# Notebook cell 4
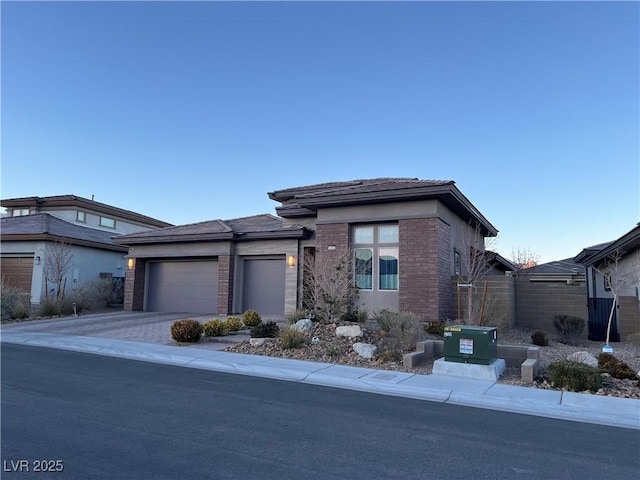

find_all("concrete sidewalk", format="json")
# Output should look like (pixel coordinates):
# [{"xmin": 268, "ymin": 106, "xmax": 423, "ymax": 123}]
[{"xmin": 2, "ymin": 329, "xmax": 638, "ymax": 430}]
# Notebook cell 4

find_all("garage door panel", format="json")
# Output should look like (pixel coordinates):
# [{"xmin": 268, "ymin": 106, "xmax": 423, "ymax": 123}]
[
  {"xmin": 242, "ymin": 259, "xmax": 285, "ymax": 317},
  {"xmin": 1, "ymin": 257, "xmax": 34, "ymax": 293},
  {"xmin": 147, "ymin": 261, "xmax": 217, "ymax": 314}
]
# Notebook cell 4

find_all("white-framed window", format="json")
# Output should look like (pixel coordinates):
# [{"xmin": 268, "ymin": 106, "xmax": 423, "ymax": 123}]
[
  {"xmin": 76, "ymin": 211, "xmax": 86, "ymax": 223},
  {"xmin": 353, "ymin": 224, "xmax": 399, "ymax": 291},
  {"xmin": 99, "ymin": 216, "xmax": 116, "ymax": 228},
  {"xmin": 11, "ymin": 208, "xmax": 30, "ymax": 217}
]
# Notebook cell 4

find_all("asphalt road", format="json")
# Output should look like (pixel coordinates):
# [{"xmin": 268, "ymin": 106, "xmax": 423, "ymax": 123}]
[{"xmin": 2, "ymin": 344, "xmax": 639, "ymax": 480}]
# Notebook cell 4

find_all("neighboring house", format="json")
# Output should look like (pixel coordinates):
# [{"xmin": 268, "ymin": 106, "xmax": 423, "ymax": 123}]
[
  {"xmin": 0, "ymin": 195, "xmax": 172, "ymax": 307},
  {"xmin": 574, "ymin": 224, "xmax": 640, "ymax": 341},
  {"xmin": 115, "ymin": 178, "xmax": 498, "ymax": 320}
]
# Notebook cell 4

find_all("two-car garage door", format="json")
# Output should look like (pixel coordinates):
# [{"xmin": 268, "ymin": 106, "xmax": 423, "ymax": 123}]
[{"xmin": 147, "ymin": 261, "xmax": 218, "ymax": 314}]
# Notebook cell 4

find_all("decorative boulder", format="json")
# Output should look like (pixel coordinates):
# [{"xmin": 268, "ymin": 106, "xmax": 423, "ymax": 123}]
[
  {"xmin": 336, "ymin": 325, "xmax": 363, "ymax": 338},
  {"xmin": 353, "ymin": 342, "xmax": 378, "ymax": 359},
  {"xmin": 291, "ymin": 319, "xmax": 314, "ymax": 333},
  {"xmin": 566, "ymin": 351, "xmax": 598, "ymax": 368}
]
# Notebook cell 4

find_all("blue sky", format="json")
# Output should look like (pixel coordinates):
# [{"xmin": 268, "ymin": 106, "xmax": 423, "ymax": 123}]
[{"xmin": 2, "ymin": 1, "xmax": 638, "ymax": 263}]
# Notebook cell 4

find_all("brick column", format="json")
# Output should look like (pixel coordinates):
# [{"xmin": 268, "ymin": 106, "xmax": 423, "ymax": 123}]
[
  {"xmin": 315, "ymin": 223, "xmax": 350, "ymax": 265},
  {"xmin": 124, "ymin": 259, "xmax": 145, "ymax": 311},
  {"xmin": 399, "ymin": 218, "xmax": 451, "ymax": 321},
  {"xmin": 217, "ymin": 255, "xmax": 234, "ymax": 314}
]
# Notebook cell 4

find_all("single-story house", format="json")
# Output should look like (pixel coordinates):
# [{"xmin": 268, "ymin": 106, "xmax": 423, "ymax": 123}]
[
  {"xmin": 115, "ymin": 178, "xmax": 498, "ymax": 320},
  {"xmin": 0, "ymin": 195, "xmax": 172, "ymax": 307},
  {"xmin": 574, "ymin": 224, "xmax": 640, "ymax": 341}
]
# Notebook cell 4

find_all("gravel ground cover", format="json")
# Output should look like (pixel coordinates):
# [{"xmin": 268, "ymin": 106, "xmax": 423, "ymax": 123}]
[{"xmin": 223, "ymin": 321, "xmax": 640, "ymax": 399}]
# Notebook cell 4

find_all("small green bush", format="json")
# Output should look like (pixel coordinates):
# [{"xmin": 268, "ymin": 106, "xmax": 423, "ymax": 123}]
[
  {"xmin": 39, "ymin": 298, "xmax": 62, "ymax": 317},
  {"xmin": 12, "ymin": 304, "xmax": 30, "ymax": 320},
  {"xmin": 203, "ymin": 319, "xmax": 227, "ymax": 337},
  {"xmin": 598, "ymin": 353, "xmax": 638, "ymax": 380},
  {"xmin": 1, "ymin": 283, "xmax": 30, "ymax": 321},
  {"xmin": 425, "ymin": 321, "xmax": 445, "ymax": 336},
  {"xmin": 224, "ymin": 316, "xmax": 243, "ymax": 332},
  {"xmin": 374, "ymin": 310, "xmax": 423, "ymax": 354},
  {"xmin": 530, "ymin": 330, "xmax": 549, "ymax": 346},
  {"xmin": 325, "ymin": 346, "xmax": 340, "ymax": 358},
  {"xmin": 377, "ymin": 349, "xmax": 401, "ymax": 363},
  {"xmin": 285, "ymin": 309, "xmax": 308, "ymax": 325},
  {"xmin": 340, "ymin": 307, "xmax": 368, "ymax": 323},
  {"xmin": 553, "ymin": 315, "xmax": 585, "ymax": 345},
  {"xmin": 242, "ymin": 309, "xmax": 262, "ymax": 327},
  {"xmin": 250, "ymin": 321, "xmax": 279, "ymax": 338},
  {"xmin": 280, "ymin": 328, "xmax": 307, "ymax": 349},
  {"xmin": 548, "ymin": 360, "xmax": 601, "ymax": 392},
  {"xmin": 171, "ymin": 319, "xmax": 203, "ymax": 343}
]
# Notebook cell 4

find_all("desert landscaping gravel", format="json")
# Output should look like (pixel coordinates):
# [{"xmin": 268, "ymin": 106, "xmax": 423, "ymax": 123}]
[{"xmin": 223, "ymin": 322, "xmax": 640, "ymax": 399}]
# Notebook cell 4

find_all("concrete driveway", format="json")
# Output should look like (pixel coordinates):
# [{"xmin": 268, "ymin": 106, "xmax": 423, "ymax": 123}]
[{"xmin": 1, "ymin": 311, "xmax": 249, "ymax": 351}]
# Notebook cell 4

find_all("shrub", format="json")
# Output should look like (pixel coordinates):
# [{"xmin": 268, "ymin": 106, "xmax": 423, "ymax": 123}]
[
  {"xmin": 280, "ymin": 328, "xmax": 307, "ymax": 349},
  {"xmin": 548, "ymin": 360, "xmax": 601, "ymax": 392},
  {"xmin": 374, "ymin": 310, "xmax": 423, "ymax": 354},
  {"xmin": 286, "ymin": 309, "xmax": 308, "ymax": 325},
  {"xmin": 1, "ymin": 282, "xmax": 30, "ymax": 321},
  {"xmin": 530, "ymin": 330, "xmax": 549, "ymax": 346},
  {"xmin": 12, "ymin": 304, "xmax": 30, "ymax": 320},
  {"xmin": 224, "ymin": 316, "xmax": 243, "ymax": 332},
  {"xmin": 250, "ymin": 321, "xmax": 279, "ymax": 338},
  {"xmin": 598, "ymin": 353, "xmax": 638, "ymax": 380},
  {"xmin": 39, "ymin": 298, "xmax": 62, "ymax": 317},
  {"xmin": 171, "ymin": 319, "xmax": 203, "ymax": 343},
  {"xmin": 341, "ymin": 307, "xmax": 368, "ymax": 323},
  {"xmin": 203, "ymin": 319, "xmax": 227, "ymax": 337},
  {"xmin": 424, "ymin": 321, "xmax": 445, "ymax": 336},
  {"xmin": 553, "ymin": 315, "xmax": 585, "ymax": 345},
  {"xmin": 326, "ymin": 345, "xmax": 340, "ymax": 358},
  {"xmin": 377, "ymin": 349, "xmax": 401, "ymax": 363},
  {"xmin": 242, "ymin": 310, "xmax": 262, "ymax": 327}
]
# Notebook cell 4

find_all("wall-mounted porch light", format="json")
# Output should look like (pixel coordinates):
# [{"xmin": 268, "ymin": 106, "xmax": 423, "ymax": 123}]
[
  {"xmin": 287, "ymin": 255, "xmax": 297, "ymax": 268},
  {"xmin": 127, "ymin": 258, "xmax": 135, "ymax": 269},
  {"xmin": 34, "ymin": 256, "xmax": 41, "ymax": 265}
]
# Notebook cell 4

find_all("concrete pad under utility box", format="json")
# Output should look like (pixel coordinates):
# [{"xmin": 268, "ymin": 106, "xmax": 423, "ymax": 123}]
[{"xmin": 432, "ymin": 358, "xmax": 506, "ymax": 381}]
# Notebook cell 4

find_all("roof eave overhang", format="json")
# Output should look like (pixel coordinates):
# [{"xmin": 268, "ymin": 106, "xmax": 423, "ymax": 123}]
[
  {"xmin": 0, "ymin": 233, "xmax": 127, "ymax": 252},
  {"xmin": 576, "ymin": 227, "xmax": 640, "ymax": 267},
  {"xmin": 113, "ymin": 232, "xmax": 236, "ymax": 245},
  {"xmin": 294, "ymin": 185, "xmax": 498, "ymax": 237}
]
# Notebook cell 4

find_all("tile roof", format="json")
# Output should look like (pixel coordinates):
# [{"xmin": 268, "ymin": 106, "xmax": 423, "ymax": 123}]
[
  {"xmin": 113, "ymin": 214, "xmax": 309, "ymax": 245},
  {"xmin": 525, "ymin": 258, "xmax": 585, "ymax": 276},
  {"xmin": 0, "ymin": 194, "xmax": 172, "ymax": 228},
  {"xmin": 1, "ymin": 213, "xmax": 125, "ymax": 249},
  {"xmin": 268, "ymin": 178, "xmax": 454, "ymax": 202}
]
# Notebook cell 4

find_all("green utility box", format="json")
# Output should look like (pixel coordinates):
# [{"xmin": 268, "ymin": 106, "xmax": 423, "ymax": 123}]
[{"xmin": 443, "ymin": 326, "xmax": 498, "ymax": 365}]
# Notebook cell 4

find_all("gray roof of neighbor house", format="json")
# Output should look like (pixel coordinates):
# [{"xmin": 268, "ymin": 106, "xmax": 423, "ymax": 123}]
[
  {"xmin": 525, "ymin": 258, "xmax": 585, "ymax": 276},
  {"xmin": 574, "ymin": 224, "xmax": 640, "ymax": 267},
  {"xmin": 485, "ymin": 251, "xmax": 516, "ymax": 272},
  {"xmin": 0, "ymin": 213, "xmax": 127, "ymax": 251},
  {"xmin": 0, "ymin": 195, "xmax": 172, "ymax": 228},
  {"xmin": 113, "ymin": 214, "xmax": 311, "ymax": 245},
  {"xmin": 268, "ymin": 178, "xmax": 498, "ymax": 236}
]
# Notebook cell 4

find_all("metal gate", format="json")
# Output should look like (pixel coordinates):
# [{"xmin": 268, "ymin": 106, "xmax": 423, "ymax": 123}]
[{"xmin": 587, "ymin": 298, "xmax": 619, "ymax": 342}]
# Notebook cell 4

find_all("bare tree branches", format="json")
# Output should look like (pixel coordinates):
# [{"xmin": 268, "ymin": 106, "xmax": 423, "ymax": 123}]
[
  {"xmin": 303, "ymin": 251, "xmax": 359, "ymax": 322},
  {"xmin": 43, "ymin": 241, "xmax": 73, "ymax": 303},
  {"xmin": 594, "ymin": 250, "xmax": 640, "ymax": 347}
]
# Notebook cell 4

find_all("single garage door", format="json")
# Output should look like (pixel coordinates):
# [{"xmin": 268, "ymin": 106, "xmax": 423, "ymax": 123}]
[
  {"xmin": 242, "ymin": 258, "xmax": 285, "ymax": 316},
  {"xmin": 1, "ymin": 256, "xmax": 34, "ymax": 293},
  {"xmin": 147, "ymin": 261, "xmax": 218, "ymax": 313}
]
